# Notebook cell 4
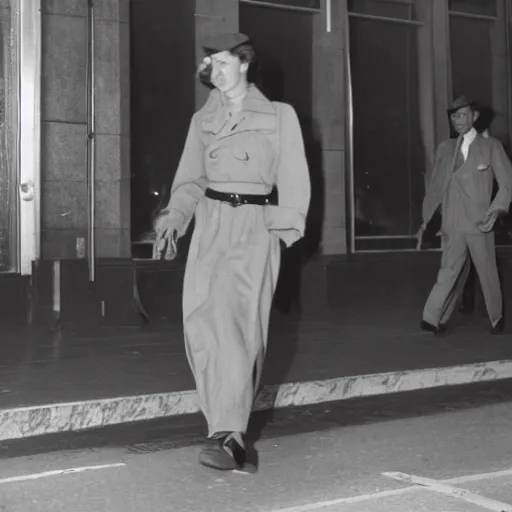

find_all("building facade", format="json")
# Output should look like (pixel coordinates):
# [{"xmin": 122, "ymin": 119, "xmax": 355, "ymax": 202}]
[{"xmin": 1, "ymin": 0, "xmax": 512, "ymax": 328}]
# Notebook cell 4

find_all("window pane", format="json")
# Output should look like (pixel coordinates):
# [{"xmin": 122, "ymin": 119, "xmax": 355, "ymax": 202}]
[
  {"xmin": 350, "ymin": 17, "xmax": 424, "ymax": 241},
  {"xmin": 348, "ymin": 0, "xmax": 412, "ymax": 20},
  {"xmin": 450, "ymin": 16, "xmax": 492, "ymax": 113},
  {"xmin": 449, "ymin": 0, "xmax": 497, "ymax": 17},
  {"xmin": 130, "ymin": 0, "xmax": 196, "ymax": 257},
  {"xmin": 240, "ymin": 4, "xmax": 318, "ymax": 255},
  {"xmin": 0, "ymin": 1, "xmax": 16, "ymax": 270},
  {"xmin": 450, "ymin": 13, "xmax": 512, "ymax": 246},
  {"xmin": 240, "ymin": 4, "xmax": 313, "ymax": 120}
]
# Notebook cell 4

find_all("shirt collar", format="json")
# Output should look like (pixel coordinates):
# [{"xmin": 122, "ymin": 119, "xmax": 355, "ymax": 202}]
[{"xmin": 462, "ymin": 127, "xmax": 477, "ymax": 144}]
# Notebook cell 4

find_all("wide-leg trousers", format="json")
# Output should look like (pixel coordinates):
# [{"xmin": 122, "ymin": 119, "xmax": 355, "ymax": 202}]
[{"xmin": 423, "ymin": 231, "xmax": 503, "ymax": 328}]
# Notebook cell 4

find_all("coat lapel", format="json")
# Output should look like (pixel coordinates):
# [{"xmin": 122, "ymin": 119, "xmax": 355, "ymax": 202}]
[
  {"xmin": 467, "ymin": 134, "xmax": 491, "ymax": 169},
  {"xmin": 200, "ymin": 90, "xmax": 229, "ymax": 135},
  {"xmin": 199, "ymin": 85, "xmax": 277, "ymax": 139},
  {"xmin": 435, "ymin": 137, "xmax": 461, "ymax": 200}
]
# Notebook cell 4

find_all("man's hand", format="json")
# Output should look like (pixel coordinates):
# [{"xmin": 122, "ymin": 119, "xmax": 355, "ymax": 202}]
[
  {"xmin": 416, "ymin": 222, "xmax": 427, "ymax": 250},
  {"xmin": 478, "ymin": 209, "xmax": 506, "ymax": 233}
]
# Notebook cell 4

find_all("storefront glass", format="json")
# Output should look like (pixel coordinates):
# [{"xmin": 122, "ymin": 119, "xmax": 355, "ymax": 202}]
[
  {"xmin": 348, "ymin": 0, "xmax": 512, "ymax": 251},
  {"xmin": 0, "ymin": 0, "xmax": 17, "ymax": 270}
]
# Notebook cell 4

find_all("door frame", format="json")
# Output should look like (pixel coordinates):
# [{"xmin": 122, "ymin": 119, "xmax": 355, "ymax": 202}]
[{"xmin": 17, "ymin": 0, "xmax": 42, "ymax": 275}]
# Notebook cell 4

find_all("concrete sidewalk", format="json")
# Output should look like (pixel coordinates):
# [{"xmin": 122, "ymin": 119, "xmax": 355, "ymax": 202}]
[
  {"xmin": 1, "ymin": 310, "xmax": 511, "ymax": 442},
  {"xmin": 3, "ymin": 381, "xmax": 512, "ymax": 512}
]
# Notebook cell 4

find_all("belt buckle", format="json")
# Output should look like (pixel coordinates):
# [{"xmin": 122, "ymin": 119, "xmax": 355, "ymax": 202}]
[{"xmin": 229, "ymin": 193, "xmax": 243, "ymax": 207}]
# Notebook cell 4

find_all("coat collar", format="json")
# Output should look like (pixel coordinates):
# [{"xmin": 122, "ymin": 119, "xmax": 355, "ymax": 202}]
[
  {"xmin": 451, "ymin": 131, "xmax": 487, "ymax": 151},
  {"xmin": 451, "ymin": 132, "xmax": 489, "ymax": 155},
  {"xmin": 449, "ymin": 132, "xmax": 490, "ymax": 175},
  {"xmin": 200, "ymin": 84, "xmax": 276, "ymax": 136},
  {"xmin": 467, "ymin": 133, "xmax": 490, "ymax": 162}
]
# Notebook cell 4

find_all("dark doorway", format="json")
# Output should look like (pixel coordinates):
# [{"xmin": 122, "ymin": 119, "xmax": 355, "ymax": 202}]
[
  {"xmin": 239, "ymin": 5, "xmax": 321, "ymax": 258},
  {"xmin": 449, "ymin": 6, "xmax": 512, "ymax": 246},
  {"xmin": 349, "ymin": 14, "xmax": 424, "ymax": 250},
  {"xmin": 239, "ymin": 4, "xmax": 313, "ymax": 130},
  {"xmin": 130, "ymin": 0, "xmax": 195, "ymax": 256}
]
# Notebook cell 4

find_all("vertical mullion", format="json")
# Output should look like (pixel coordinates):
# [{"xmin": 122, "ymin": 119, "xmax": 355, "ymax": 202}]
[
  {"xmin": 505, "ymin": 0, "xmax": 512, "ymax": 150},
  {"xmin": 432, "ymin": 0, "xmax": 451, "ymax": 145},
  {"xmin": 415, "ymin": 0, "xmax": 436, "ymax": 209},
  {"xmin": 343, "ymin": 0, "xmax": 356, "ymax": 254},
  {"xmin": 489, "ymin": 0, "xmax": 508, "ymax": 144},
  {"xmin": 406, "ymin": 24, "xmax": 412, "ymax": 235}
]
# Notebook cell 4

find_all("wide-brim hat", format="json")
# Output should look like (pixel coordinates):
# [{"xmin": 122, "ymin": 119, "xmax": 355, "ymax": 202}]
[
  {"xmin": 447, "ymin": 95, "xmax": 476, "ymax": 114},
  {"xmin": 202, "ymin": 32, "xmax": 251, "ymax": 54}
]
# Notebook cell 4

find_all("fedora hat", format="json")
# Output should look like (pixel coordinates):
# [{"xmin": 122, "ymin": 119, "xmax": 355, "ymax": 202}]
[{"xmin": 447, "ymin": 95, "xmax": 476, "ymax": 114}]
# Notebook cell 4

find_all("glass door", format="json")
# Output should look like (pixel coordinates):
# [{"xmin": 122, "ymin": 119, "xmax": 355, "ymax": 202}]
[
  {"xmin": 348, "ymin": 0, "xmax": 426, "ymax": 252},
  {"xmin": 448, "ymin": 0, "xmax": 512, "ymax": 246},
  {"xmin": 346, "ymin": 0, "xmax": 512, "ymax": 252},
  {"xmin": 0, "ymin": 0, "xmax": 17, "ymax": 270},
  {"xmin": 0, "ymin": 0, "xmax": 42, "ymax": 274}
]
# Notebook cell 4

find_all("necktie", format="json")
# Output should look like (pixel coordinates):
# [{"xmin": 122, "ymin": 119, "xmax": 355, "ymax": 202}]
[{"xmin": 454, "ymin": 136, "xmax": 465, "ymax": 171}]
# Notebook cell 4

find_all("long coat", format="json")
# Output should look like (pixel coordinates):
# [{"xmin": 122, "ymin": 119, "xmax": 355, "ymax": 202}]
[{"xmin": 165, "ymin": 85, "xmax": 311, "ymax": 435}]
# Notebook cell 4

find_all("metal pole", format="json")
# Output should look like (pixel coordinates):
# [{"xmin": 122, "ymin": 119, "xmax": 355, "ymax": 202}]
[
  {"xmin": 239, "ymin": 0, "xmax": 320, "ymax": 14},
  {"xmin": 15, "ymin": 0, "xmax": 22, "ymax": 271},
  {"xmin": 86, "ymin": 0, "xmax": 96, "ymax": 282},
  {"xmin": 348, "ymin": 12, "xmax": 424, "ymax": 26},
  {"xmin": 344, "ymin": 5, "xmax": 356, "ymax": 254},
  {"xmin": 448, "ymin": 11, "xmax": 498, "ymax": 22}
]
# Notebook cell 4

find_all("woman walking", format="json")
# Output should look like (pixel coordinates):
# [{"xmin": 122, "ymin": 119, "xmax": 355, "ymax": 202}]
[{"xmin": 153, "ymin": 32, "xmax": 311, "ymax": 471}]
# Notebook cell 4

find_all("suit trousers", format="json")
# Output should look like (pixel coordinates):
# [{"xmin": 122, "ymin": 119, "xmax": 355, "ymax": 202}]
[{"xmin": 423, "ymin": 231, "xmax": 503, "ymax": 327}]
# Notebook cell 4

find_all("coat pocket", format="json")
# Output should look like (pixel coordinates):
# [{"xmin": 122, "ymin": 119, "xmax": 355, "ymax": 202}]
[{"xmin": 476, "ymin": 162, "xmax": 490, "ymax": 171}]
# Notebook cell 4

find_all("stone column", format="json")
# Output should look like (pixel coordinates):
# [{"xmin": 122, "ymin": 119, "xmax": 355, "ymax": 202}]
[
  {"xmin": 195, "ymin": 0, "xmax": 239, "ymax": 109},
  {"xmin": 93, "ymin": 0, "xmax": 131, "ymax": 257},
  {"xmin": 41, "ymin": 0, "xmax": 88, "ymax": 258},
  {"xmin": 312, "ymin": 0, "xmax": 347, "ymax": 254},
  {"xmin": 40, "ymin": 0, "xmax": 130, "ymax": 259}
]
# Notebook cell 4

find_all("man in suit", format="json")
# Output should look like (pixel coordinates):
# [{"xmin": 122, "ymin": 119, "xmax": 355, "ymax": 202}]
[
  {"xmin": 417, "ymin": 96, "xmax": 512, "ymax": 335},
  {"xmin": 457, "ymin": 121, "xmax": 491, "ymax": 315}
]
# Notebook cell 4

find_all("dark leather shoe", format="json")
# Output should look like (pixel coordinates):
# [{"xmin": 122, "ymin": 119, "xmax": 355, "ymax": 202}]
[
  {"xmin": 199, "ymin": 432, "xmax": 246, "ymax": 471},
  {"xmin": 491, "ymin": 317, "xmax": 505, "ymax": 335},
  {"xmin": 421, "ymin": 320, "xmax": 447, "ymax": 335}
]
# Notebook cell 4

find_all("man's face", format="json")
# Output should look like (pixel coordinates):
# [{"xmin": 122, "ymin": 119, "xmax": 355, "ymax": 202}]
[
  {"xmin": 450, "ymin": 106, "xmax": 479, "ymax": 135},
  {"xmin": 210, "ymin": 51, "xmax": 248, "ymax": 93}
]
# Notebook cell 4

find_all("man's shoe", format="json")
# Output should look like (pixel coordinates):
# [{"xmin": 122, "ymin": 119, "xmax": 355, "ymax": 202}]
[
  {"xmin": 491, "ymin": 317, "xmax": 505, "ymax": 335},
  {"xmin": 199, "ymin": 432, "xmax": 246, "ymax": 471},
  {"xmin": 421, "ymin": 320, "xmax": 447, "ymax": 335}
]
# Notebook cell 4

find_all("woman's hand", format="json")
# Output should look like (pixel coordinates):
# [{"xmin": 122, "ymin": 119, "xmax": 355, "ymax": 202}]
[{"xmin": 152, "ymin": 211, "xmax": 179, "ymax": 260}]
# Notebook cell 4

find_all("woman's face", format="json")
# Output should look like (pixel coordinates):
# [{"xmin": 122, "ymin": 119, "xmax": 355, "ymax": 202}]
[{"xmin": 210, "ymin": 51, "xmax": 248, "ymax": 93}]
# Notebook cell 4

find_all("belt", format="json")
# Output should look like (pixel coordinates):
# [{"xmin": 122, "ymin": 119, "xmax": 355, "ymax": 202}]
[{"xmin": 205, "ymin": 188, "xmax": 273, "ymax": 207}]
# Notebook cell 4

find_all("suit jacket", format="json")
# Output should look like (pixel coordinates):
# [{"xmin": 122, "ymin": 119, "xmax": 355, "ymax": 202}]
[
  {"xmin": 422, "ymin": 134, "xmax": 512, "ymax": 234},
  {"xmin": 164, "ymin": 85, "xmax": 311, "ymax": 248}
]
